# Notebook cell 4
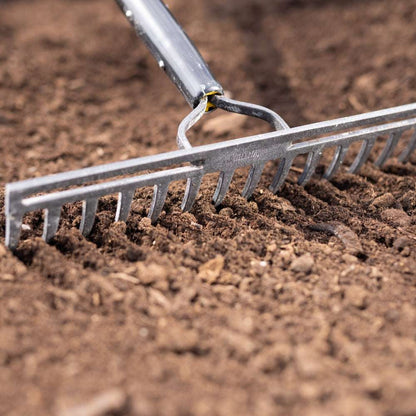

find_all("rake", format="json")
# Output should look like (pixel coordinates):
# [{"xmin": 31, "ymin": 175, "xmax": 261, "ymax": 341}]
[{"xmin": 5, "ymin": 0, "xmax": 416, "ymax": 250}]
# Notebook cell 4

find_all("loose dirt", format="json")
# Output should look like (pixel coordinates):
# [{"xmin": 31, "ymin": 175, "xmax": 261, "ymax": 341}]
[{"xmin": 1, "ymin": 1, "xmax": 416, "ymax": 415}]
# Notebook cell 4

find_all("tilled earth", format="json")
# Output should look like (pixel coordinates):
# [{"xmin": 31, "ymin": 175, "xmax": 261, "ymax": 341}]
[{"xmin": 1, "ymin": 0, "xmax": 416, "ymax": 415}]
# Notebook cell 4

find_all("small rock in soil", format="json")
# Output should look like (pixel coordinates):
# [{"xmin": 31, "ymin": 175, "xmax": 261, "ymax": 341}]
[
  {"xmin": 380, "ymin": 208, "xmax": 411, "ymax": 227},
  {"xmin": 341, "ymin": 253, "xmax": 358, "ymax": 264},
  {"xmin": 59, "ymin": 388, "xmax": 127, "ymax": 416},
  {"xmin": 197, "ymin": 255, "xmax": 225, "ymax": 284},
  {"xmin": 290, "ymin": 254, "xmax": 314, "ymax": 274},
  {"xmin": 311, "ymin": 222, "xmax": 363, "ymax": 256},
  {"xmin": 370, "ymin": 193, "xmax": 395, "ymax": 209}
]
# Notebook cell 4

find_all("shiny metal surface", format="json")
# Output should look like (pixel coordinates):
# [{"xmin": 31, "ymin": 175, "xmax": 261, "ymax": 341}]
[{"xmin": 6, "ymin": 102, "xmax": 416, "ymax": 249}]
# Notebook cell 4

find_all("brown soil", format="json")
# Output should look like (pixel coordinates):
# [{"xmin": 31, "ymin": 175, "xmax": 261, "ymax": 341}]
[{"xmin": 1, "ymin": 1, "xmax": 416, "ymax": 415}]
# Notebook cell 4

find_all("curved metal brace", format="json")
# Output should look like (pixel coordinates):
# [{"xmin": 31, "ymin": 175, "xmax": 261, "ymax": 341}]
[
  {"xmin": 176, "ymin": 95, "xmax": 290, "ymax": 204},
  {"xmin": 176, "ymin": 95, "xmax": 290, "ymax": 150},
  {"xmin": 210, "ymin": 95, "xmax": 289, "ymax": 131},
  {"xmin": 176, "ymin": 97, "xmax": 208, "ymax": 150}
]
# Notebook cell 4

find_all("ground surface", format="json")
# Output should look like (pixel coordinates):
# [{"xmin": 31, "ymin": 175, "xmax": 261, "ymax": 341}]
[{"xmin": 1, "ymin": 0, "xmax": 416, "ymax": 415}]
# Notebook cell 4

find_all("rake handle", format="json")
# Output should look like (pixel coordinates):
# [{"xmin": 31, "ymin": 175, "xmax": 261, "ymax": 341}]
[{"xmin": 115, "ymin": 0, "xmax": 224, "ymax": 108}]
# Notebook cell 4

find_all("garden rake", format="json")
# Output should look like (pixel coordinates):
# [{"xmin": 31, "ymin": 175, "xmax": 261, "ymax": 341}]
[{"xmin": 5, "ymin": 0, "xmax": 416, "ymax": 250}]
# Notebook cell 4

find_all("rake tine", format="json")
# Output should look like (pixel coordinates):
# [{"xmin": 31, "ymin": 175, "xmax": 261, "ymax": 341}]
[
  {"xmin": 80, "ymin": 198, "xmax": 98, "ymax": 236},
  {"xmin": 349, "ymin": 137, "xmax": 376, "ymax": 174},
  {"xmin": 375, "ymin": 130, "xmax": 403, "ymax": 167},
  {"xmin": 212, "ymin": 170, "xmax": 234, "ymax": 207},
  {"xmin": 242, "ymin": 162, "xmax": 266, "ymax": 199},
  {"xmin": 298, "ymin": 149, "xmax": 323, "ymax": 186},
  {"xmin": 5, "ymin": 212, "xmax": 23, "ymax": 251},
  {"xmin": 269, "ymin": 156, "xmax": 294, "ymax": 194},
  {"xmin": 42, "ymin": 207, "xmax": 61, "ymax": 242},
  {"xmin": 115, "ymin": 189, "xmax": 135, "ymax": 222},
  {"xmin": 323, "ymin": 145, "xmax": 349, "ymax": 180},
  {"xmin": 181, "ymin": 175, "xmax": 203, "ymax": 212},
  {"xmin": 398, "ymin": 128, "xmax": 416, "ymax": 163},
  {"xmin": 148, "ymin": 182, "xmax": 169, "ymax": 223}
]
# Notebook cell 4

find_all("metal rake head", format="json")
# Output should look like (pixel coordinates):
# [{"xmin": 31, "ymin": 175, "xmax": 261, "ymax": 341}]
[{"xmin": 5, "ymin": 99, "xmax": 416, "ymax": 250}]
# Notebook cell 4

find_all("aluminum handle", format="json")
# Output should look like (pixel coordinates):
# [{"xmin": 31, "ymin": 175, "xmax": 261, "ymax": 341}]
[{"xmin": 115, "ymin": 0, "xmax": 224, "ymax": 108}]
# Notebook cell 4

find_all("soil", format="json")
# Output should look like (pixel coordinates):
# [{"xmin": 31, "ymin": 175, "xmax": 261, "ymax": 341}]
[{"xmin": 1, "ymin": 0, "xmax": 416, "ymax": 415}]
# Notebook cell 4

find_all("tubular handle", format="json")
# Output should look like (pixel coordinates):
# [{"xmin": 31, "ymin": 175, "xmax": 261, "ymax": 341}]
[{"xmin": 115, "ymin": 0, "xmax": 224, "ymax": 109}]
